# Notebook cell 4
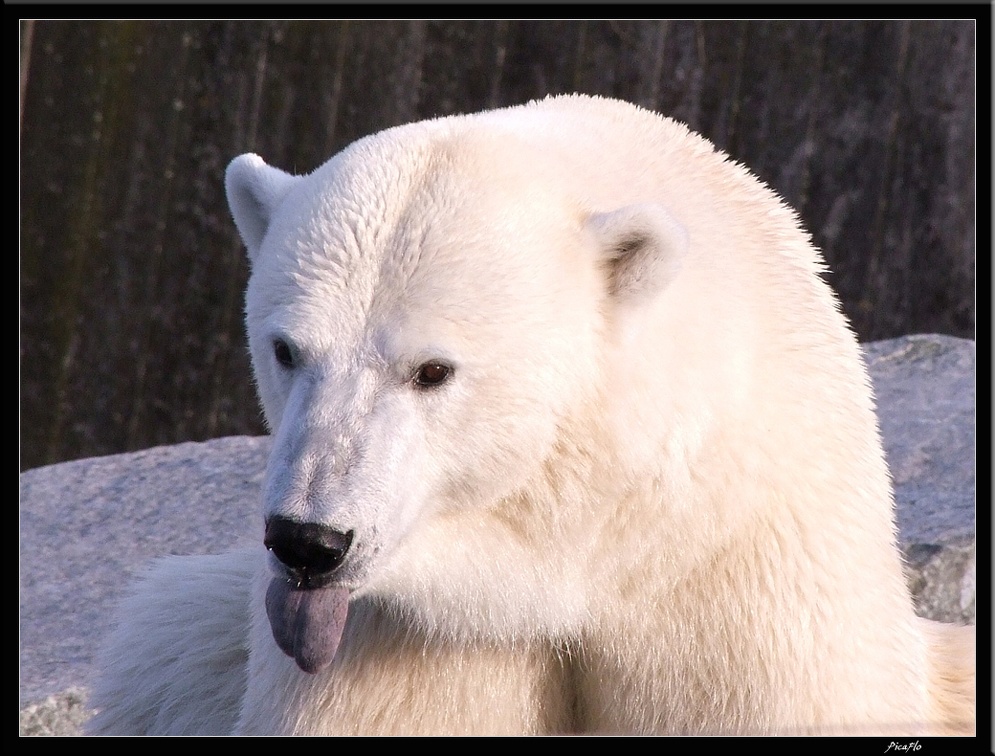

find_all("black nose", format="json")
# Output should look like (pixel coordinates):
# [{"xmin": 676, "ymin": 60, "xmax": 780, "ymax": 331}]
[{"xmin": 264, "ymin": 516, "xmax": 354, "ymax": 588}]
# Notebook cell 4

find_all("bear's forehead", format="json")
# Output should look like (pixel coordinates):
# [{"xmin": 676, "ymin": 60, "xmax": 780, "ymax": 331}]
[
  {"xmin": 258, "ymin": 128, "xmax": 587, "ymax": 303},
  {"xmin": 245, "ymin": 118, "xmax": 606, "ymax": 362}
]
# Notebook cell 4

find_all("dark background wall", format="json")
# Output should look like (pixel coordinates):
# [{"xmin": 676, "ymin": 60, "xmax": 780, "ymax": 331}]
[{"xmin": 19, "ymin": 20, "xmax": 976, "ymax": 472}]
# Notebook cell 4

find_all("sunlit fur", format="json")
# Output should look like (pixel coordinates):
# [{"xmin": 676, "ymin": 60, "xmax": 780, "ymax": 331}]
[{"xmin": 88, "ymin": 95, "xmax": 974, "ymax": 736}]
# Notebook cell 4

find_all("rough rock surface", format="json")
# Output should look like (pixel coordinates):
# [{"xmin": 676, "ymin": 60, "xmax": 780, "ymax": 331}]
[
  {"xmin": 18, "ymin": 334, "xmax": 975, "ymax": 735},
  {"xmin": 864, "ymin": 335, "xmax": 976, "ymax": 624}
]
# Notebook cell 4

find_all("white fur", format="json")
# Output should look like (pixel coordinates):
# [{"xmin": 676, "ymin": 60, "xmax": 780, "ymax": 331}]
[{"xmin": 88, "ymin": 95, "xmax": 974, "ymax": 735}]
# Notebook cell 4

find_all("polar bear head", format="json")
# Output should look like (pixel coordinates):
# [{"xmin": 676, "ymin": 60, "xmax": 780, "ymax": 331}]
[{"xmin": 225, "ymin": 104, "xmax": 689, "ymax": 672}]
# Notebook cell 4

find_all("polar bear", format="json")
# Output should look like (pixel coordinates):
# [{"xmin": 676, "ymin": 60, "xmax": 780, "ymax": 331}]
[{"xmin": 87, "ymin": 94, "xmax": 974, "ymax": 736}]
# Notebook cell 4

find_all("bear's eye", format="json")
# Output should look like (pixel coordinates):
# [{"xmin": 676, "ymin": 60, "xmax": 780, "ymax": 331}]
[
  {"xmin": 273, "ymin": 339, "xmax": 295, "ymax": 369},
  {"xmin": 413, "ymin": 361, "xmax": 452, "ymax": 388}
]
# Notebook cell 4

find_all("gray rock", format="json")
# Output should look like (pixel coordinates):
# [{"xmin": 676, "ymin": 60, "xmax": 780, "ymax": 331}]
[
  {"xmin": 864, "ymin": 335, "xmax": 976, "ymax": 623},
  {"xmin": 18, "ymin": 334, "xmax": 975, "ymax": 734},
  {"xmin": 19, "ymin": 688, "xmax": 91, "ymax": 737},
  {"xmin": 19, "ymin": 436, "xmax": 270, "ymax": 709}
]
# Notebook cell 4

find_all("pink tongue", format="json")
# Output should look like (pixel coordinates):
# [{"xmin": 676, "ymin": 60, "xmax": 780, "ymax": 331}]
[{"xmin": 265, "ymin": 578, "xmax": 350, "ymax": 674}]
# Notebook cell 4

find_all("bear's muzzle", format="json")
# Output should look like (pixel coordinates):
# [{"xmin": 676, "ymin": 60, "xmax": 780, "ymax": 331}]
[{"xmin": 264, "ymin": 516, "xmax": 354, "ymax": 673}]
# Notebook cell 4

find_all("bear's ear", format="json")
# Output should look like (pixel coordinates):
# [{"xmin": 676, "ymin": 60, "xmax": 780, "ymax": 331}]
[
  {"xmin": 225, "ymin": 153, "xmax": 300, "ymax": 261},
  {"xmin": 587, "ymin": 204, "xmax": 689, "ymax": 307}
]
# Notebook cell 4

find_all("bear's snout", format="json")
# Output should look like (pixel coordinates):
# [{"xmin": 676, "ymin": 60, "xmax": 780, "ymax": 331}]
[{"xmin": 264, "ymin": 516, "xmax": 354, "ymax": 588}]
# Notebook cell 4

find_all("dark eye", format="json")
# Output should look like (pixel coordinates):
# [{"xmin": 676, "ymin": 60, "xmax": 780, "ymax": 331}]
[
  {"xmin": 273, "ymin": 339, "xmax": 294, "ymax": 368},
  {"xmin": 413, "ymin": 361, "xmax": 452, "ymax": 388}
]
